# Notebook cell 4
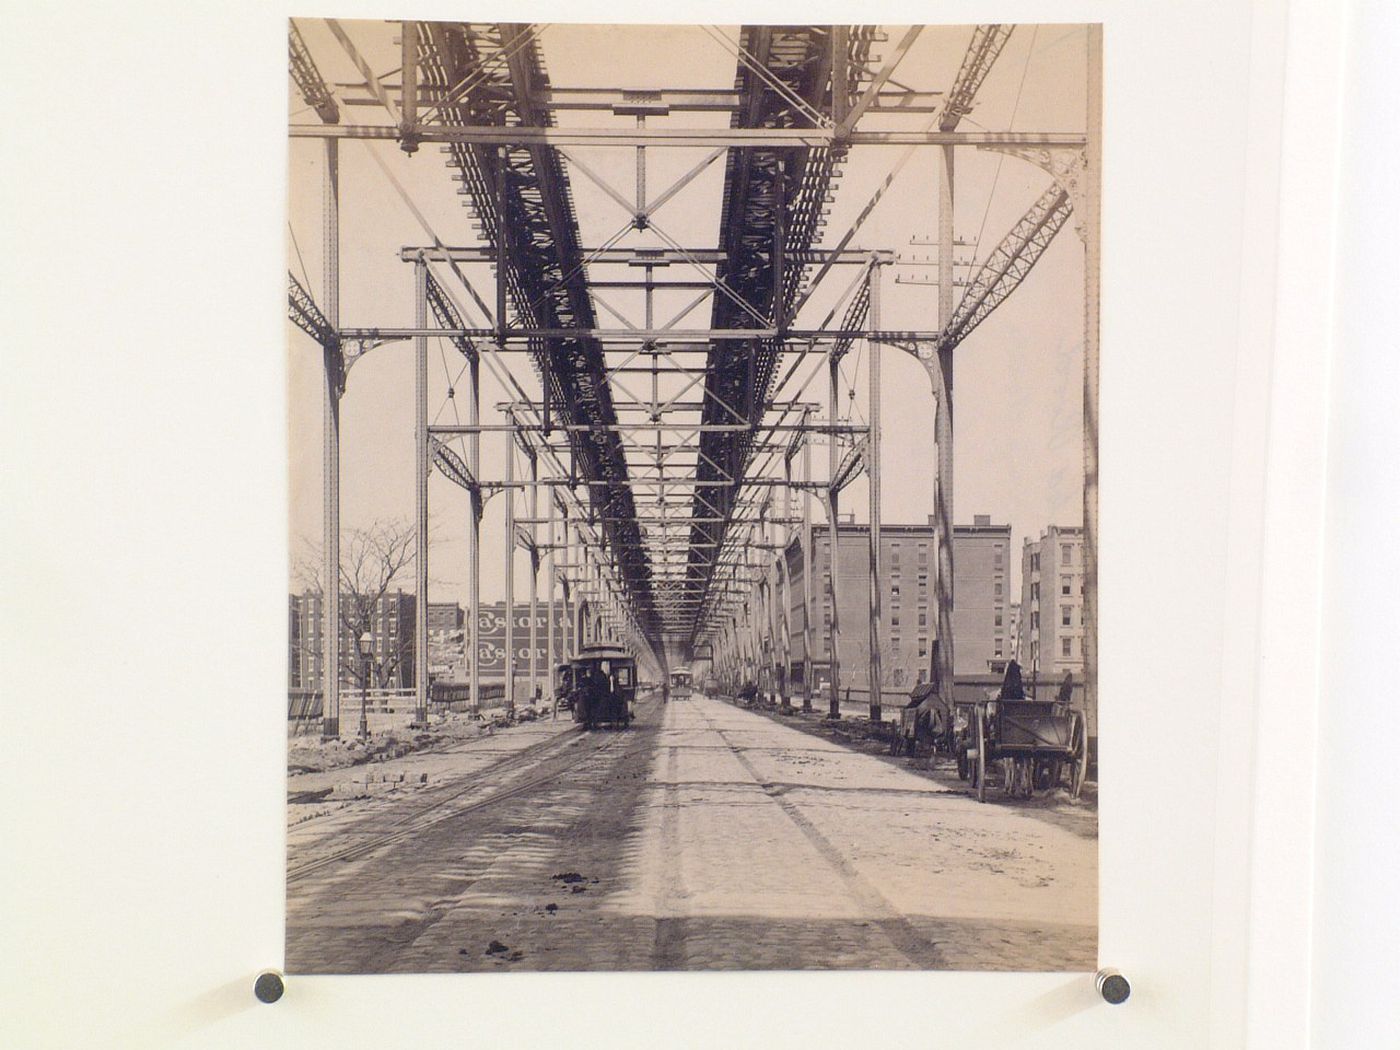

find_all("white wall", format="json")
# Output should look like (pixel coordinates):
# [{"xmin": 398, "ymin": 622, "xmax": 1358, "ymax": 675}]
[{"xmin": 3, "ymin": 1, "xmax": 1390, "ymax": 1048}]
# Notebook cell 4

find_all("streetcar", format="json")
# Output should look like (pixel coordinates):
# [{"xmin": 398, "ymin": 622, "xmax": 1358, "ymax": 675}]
[
  {"xmin": 668, "ymin": 667, "xmax": 694, "ymax": 701},
  {"xmin": 569, "ymin": 645, "xmax": 636, "ymax": 729}
]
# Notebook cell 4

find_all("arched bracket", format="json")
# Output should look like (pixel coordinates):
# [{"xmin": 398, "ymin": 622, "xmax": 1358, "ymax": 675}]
[
  {"xmin": 977, "ymin": 145, "xmax": 1088, "ymax": 243},
  {"xmin": 882, "ymin": 337, "xmax": 942, "ymax": 370},
  {"xmin": 342, "ymin": 338, "xmax": 390, "ymax": 374}
]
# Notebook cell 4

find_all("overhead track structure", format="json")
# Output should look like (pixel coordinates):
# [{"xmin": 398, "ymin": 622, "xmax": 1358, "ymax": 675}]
[
  {"xmin": 287, "ymin": 19, "xmax": 1098, "ymax": 729},
  {"xmin": 682, "ymin": 26, "xmax": 876, "ymax": 654},
  {"xmin": 413, "ymin": 21, "xmax": 664, "ymax": 650}
]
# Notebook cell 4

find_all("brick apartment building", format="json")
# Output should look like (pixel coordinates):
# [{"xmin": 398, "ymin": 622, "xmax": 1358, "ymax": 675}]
[{"xmin": 782, "ymin": 514, "xmax": 1013, "ymax": 690}]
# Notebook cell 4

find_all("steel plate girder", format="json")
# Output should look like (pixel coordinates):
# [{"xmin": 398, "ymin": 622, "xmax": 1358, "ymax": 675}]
[
  {"xmin": 415, "ymin": 21, "xmax": 662, "ymax": 643},
  {"xmin": 684, "ymin": 25, "xmax": 873, "ymax": 643}
]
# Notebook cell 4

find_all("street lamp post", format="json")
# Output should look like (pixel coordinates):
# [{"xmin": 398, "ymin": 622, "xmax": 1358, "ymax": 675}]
[{"xmin": 357, "ymin": 630, "xmax": 372, "ymax": 742}]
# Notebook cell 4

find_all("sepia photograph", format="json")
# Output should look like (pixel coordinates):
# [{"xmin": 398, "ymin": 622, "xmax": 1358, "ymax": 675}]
[
  {"xmin": 12, "ymin": 0, "xmax": 1400, "ymax": 1045},
  {"xmin": 284, "ymin": 19, "xmax": 1100, "ymax": 974}
]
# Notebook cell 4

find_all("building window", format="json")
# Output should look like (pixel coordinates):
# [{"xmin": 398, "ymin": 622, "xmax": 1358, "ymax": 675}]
[
  {"xmin": 1032, "ymin": 611, "xmax": 1040, "ymax": 630},
  {"xmin": 994, "ymin": 582, "xmax": 1003, "ymax": 597},
  {"xmin": 994, "ymin": 645, "xmax": 1003, "ymax": 658},
  {"xmin": 1062, "ymin": 544, "xmax": 1072, "ymax": 564},
  {"xmin": 918, "ymin": 612, "xmax": 927, "ymax": 627},
  {"xmin": 1062, "ymin": 606, "xmax": 1072, "ymax": 627},
  {"xmin": 994, "ymin": 612, "xmax": 1003, "ymax": 627},
  {"xmin": 1032, "ymin": 552, "xmax": 1040, "ymax": 571},
  {"xmin": 1061, "ymin": 576, "xmax": 1071, "ymax": 596},
  {"xmin": 1061, "ymin": 636, "xmax": 1072, "ymax": 657},
  {"xmin": 918, "ymin": 642, "xmax": 927, "ymax": 657},
  {"xmin": 890, "ymin": 583, "xmax": 900, "ymax": 597},
  {"xmin": 994, "ymin": 550, "xmax": 1003, "ymax": 568},
  {"xmin": 1031, "ymin": 582, "xmax": 1039, "ymax": 602},
  {"xmin": 891, "ymin": 615, "xmax": 899, "ymax": 627}
]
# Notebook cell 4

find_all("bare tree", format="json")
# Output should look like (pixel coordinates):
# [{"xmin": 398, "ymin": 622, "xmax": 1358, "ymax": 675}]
[{"xmin": 293, "ymin": 518, "xmax": 417, "ymax": 689}]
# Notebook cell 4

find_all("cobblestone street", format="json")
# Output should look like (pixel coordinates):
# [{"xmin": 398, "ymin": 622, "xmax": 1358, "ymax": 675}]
[{"xmin": 286, "ymin": 694, "xmax": 1096, "ymax": 973}]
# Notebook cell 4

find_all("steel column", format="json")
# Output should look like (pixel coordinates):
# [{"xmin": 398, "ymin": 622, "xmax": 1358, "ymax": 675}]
[
  {"xmin": 399, "ymin": 20, "xmax": 419, "ymax": 153},
  {"xmin": 1083, "ymin": 26, "xmax": 1102, "ymax": 740},
  {"xmin": 528, "ymin": 450, "xmax": 539, "ymax": 705},
  {"xmin": 504, "ymin": 423, "xmax": 516, "ymax": 715},
  {"xmin": 321, "ymin": 137, "xmax": 341, "ymax": 739},
  {"xmin": 933, "ymin": 143, "xmax": 956, "ymax": 698},
  {"xmin": 546, "ymin": 488, "xmax": 556, "ymax": 708},
  {"xmin": 778, "ymin": 527, "xmax": 792, "ymax": 712},
  {"xmin": 826, "ymin": 351, "xmax": 842, "ymax": 719},
  {"xmin": 467, "ymin": 353, "xmax": 481, "ymax": 712},
  {"xmin": 413, "ymin": 258, "xmax": 429, "ymax": 725},
  {"xmin": 801, "ymin": 410, "xmax": 814, "ymax": 712},
  {"xmin": 867, "ymin": 262, "xmax": 883, "ymax": 723}
]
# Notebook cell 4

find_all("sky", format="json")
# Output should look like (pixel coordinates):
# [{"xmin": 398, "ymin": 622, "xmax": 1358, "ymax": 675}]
[{"xmin": 286, "ymin": 22, "xmax": 1091, "ymax": 619}]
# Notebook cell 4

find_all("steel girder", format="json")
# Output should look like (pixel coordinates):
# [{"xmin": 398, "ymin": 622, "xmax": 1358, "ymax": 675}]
[
  {"xmin": 413, "ymin": 21, "xmax": 662, "ymax": 645},
  {"xmin": 684, "ymin": 25, "xmax": 876, "ymax": 649}
]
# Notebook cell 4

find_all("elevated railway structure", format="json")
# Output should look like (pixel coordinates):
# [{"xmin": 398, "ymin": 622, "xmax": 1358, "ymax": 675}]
[{"xmin": 288, "ymin": 21, "xmax": 1100, "ymax": 737}]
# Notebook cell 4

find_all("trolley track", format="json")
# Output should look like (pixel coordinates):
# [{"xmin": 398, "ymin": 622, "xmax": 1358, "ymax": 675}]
[{"xmin": 288, "ymin": 714, "xmax": 652, "ymax": 884}]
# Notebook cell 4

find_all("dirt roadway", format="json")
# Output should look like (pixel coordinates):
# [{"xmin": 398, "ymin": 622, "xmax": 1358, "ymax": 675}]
[{"xmin": 285, "ymin": 693, "xmax": 1096, "ymax": 973}]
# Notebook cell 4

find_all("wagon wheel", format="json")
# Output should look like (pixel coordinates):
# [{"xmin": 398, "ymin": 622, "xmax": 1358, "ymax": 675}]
[
  {"xmin": 1069, "ymin": 712, "xmax": 1089, "ymax": 798},
  {"xmin": 974, "ymin": 706, "xmax": 988, "ymax": 804}
]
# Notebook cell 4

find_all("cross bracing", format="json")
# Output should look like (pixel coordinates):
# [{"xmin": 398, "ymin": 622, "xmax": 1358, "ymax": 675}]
[{"xmin": 287, "ymin": 20, "xmax": 1098, "ymax": 727}]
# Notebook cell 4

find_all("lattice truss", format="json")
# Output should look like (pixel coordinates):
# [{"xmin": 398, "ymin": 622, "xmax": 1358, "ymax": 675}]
[{"xmin": 287, "ymin": 20, "xmax": 1084, "ymax": 662}]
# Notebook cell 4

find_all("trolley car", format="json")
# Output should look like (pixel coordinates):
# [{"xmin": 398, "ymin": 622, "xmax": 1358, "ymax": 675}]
[
  {"xmin": 569, "ymin": 645, "xmax": 636, "ymax": 729},
  {"xmin": 669, "ymin": 667, "xmax": 694, "ymax": 701}
]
